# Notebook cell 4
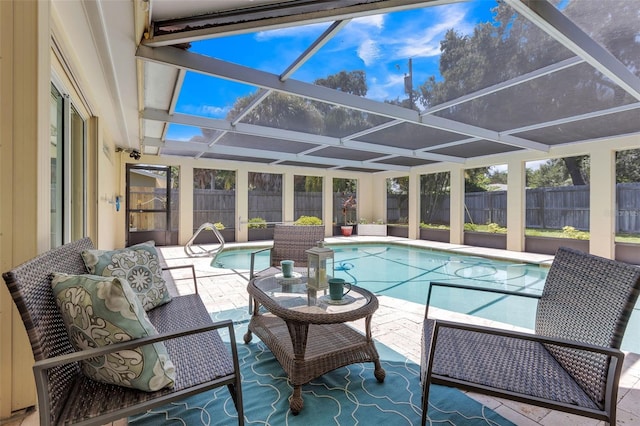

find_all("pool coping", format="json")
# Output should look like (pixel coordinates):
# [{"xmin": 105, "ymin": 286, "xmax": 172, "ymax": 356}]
[{"xmin": 213, "ymin": 236, "xmax": 556, "ymax": 267}]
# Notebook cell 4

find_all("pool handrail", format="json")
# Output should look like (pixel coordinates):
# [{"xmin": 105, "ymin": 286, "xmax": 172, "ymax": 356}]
[{"xmin": 185, "ymin": 222, "xmax": 226, "ymax": 259}]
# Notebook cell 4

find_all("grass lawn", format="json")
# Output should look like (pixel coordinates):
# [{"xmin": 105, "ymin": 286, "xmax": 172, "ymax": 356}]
[{"xmin": 421, "ymin": 223, "xmax": 640, "ymax": 244}]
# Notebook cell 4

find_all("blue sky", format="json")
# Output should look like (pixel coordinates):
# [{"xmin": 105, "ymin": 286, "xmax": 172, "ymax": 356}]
[{"xmin": 169, "ymin": 0, "xmax": 497, "ymax": 140}]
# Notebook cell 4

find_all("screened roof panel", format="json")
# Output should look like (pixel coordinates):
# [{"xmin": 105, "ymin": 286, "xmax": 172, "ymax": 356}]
[
  {"xmin": 432, "ymin": 62, "xmax": 637, "ymax": 132},
  {"xmin": 339, "ymin": 166, "xmax": 384, "ymax": 173},
  {"xmin": 278, "ymin": 161, "xmax": 333, "ymax": 168},
  {"xmin": 561, "ymin": 0, "xmax": 640, "ymax": 72},
  {"xmin": 373, "ymin": 156, "xmax": 436, "ymax": 167},
  {"xmin": 199, "ymin": 152, "xmax": 274, "ymax": 163},
  {"xmin": 216, "ymin": 133, "xmax": 317, "ymax": 153},
  {"xmin": 355, "ymin": 122, "xmax": 464, "ymax": 149},
  {"xmin": 429, "ymin": 140, "xmax": 522, "ymax": 158},
  {"xmin": 312, "ymin": 146, "xmax": 382, "ymax": 161},
  {"xmin": 232, "ymin": 91, "xmax": 395, "ymax": 138},
  {"xmin": 175, "ymin": 72, "xmax": 260, "ymax": 120},
  {"xmin": 513, "ymin": 108, "xmax": 640, "ymax": 145}
]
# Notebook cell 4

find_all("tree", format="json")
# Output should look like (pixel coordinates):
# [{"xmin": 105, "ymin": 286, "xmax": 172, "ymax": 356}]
[
  {"xmin": 526, "ymin": 156, "xmax": 589, "ymax": 188},
  {"xmin": 464, "ymin": 167, "xmax": 490, "ymax": 192},
  {"xmin": 226, "ymin": 91, "xmax": 324, "ymax": 135},
  {"xmin": 293, "ymin": 175, "xmax": 323, "ymax": 192},
  {"xmin": 248, "ymin": 172, "xmax": 282, "ymax": 192},
  {"xmin": 420, "ymin": 172, "xmax": 450, "ymax": 224},
  {"xmin": 193, "ymin": 169, "xmax": 236, "ymax": 190},
  {"xmin": 616, "ymin": 149, "xmax": 640, "ymax": 183}
]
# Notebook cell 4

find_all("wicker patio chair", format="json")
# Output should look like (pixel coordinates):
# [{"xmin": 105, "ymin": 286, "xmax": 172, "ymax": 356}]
[
  {"xmin": 421, "ymin": 247, "xmax": 640, "ymax": 426},
  {"xmin": 3, "ymin": 237, "xmax": 244, "ymax": 425},
  {"xmin": 248, "ymin": 224, "xmax": 325, "ymax": 312}
]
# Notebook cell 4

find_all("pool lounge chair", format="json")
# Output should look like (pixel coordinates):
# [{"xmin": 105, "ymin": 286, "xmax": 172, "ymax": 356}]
[{"xmin": 421, "ymin": 247, "xmax": 640, "ymax": 426}]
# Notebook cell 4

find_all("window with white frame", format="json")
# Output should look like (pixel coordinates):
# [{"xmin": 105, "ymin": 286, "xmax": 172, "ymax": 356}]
[{"xmin": 50, "ymin": 83, "xmax": 87, "ymax": 248}]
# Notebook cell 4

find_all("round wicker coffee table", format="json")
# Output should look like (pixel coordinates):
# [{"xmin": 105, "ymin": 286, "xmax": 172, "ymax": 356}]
[{"xmin": 244, "ymin": 274, "xmax": 386, "ymax": 414}]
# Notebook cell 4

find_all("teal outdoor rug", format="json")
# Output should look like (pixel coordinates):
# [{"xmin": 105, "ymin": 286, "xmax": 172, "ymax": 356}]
[{"xmin": 130, "ymin": 309, "xmax": 515, "ymax": 425}]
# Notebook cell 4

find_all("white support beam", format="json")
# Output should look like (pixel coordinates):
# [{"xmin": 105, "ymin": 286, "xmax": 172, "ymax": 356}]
[
  {"xmin": 144, "ymin": 137, "xmax": 411, "ymax": 171},
  {"xmin": 280, "ymin": 20, "xmax": 350, "ymax": 81}
]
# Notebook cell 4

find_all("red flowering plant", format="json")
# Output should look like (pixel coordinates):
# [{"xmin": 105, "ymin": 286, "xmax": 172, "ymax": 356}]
[{"xmin": 341, "ymin": 195, "xmax": 357, "ymax": 225}]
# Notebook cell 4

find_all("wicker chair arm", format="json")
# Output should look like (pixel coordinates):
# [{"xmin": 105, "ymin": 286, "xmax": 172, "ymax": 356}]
[
  {"xmin": 162, "ymin": 264, "xmax": 198, "ymax": 294},
  {"xmin": 425, "ymin": 281, "xmax": 541, "ymax": 318},
  {"xmin": 250, "ymin": 246, "xmax": 272, "ymax": 278},
  {"xmin": 32, "ymin": 319, "xmax": 233, "ymax": 372}
]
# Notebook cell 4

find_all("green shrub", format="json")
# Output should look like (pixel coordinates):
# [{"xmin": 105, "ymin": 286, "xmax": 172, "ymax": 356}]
[
  {"xmin": 464, "ymin": 223, "xmax": 477, "ymax": 231},
  {"xmin": 562, "ymin": 225, "xmax": 589, "ymax": 240},
  {"xmin": 248, "ymin": 217, "xmax": 267, "ymax": 229},
  {"xmin": 294, "ymin": 216, "xmax": 322, "ymax": 225},
  {"xmin": 212, "ymin": 222, "xmax": 225, "ymax": 230},
  {"xmin": 420, "ymin": 222, "xmax": 449, "ymax": 230},
  {"xmin": 487, "ymin": 222, "xmax": 507, "ymax": 233}
]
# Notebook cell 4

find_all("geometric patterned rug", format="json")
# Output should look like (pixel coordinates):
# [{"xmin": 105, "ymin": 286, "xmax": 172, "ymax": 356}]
[{"xmin": 129, "ymin": 309, "xmax": 515, "ymax": 426}]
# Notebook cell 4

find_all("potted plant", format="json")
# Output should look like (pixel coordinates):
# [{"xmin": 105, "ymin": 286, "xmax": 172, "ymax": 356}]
[
  {"xmin": 340, "ymin": 195, "xmax": 357, "ymax": 236},
  {"xmin": 387, "ymin": 217, "xmax": 409, "ymax": 237},
  {"xmin": 419, "ymin": 222, "xmax": 450, "ymax": 242},
  {"xmin": 248, "ymin": 217, "xmax": 272, "ymax": 241},
  {"xmin": 294, "ymin": 215, "xmax": 323, "ymax": 225},
  {"xmin": 358, "ymin": 218, "xmax": 387, "ymax": 236}
]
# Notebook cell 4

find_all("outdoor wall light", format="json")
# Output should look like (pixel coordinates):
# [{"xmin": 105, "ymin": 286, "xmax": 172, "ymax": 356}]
[{"xmin": 116, "ymin": 147, "xmax": 142, "ymax": 160}]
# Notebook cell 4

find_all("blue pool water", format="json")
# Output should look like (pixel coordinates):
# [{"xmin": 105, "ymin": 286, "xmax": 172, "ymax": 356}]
[{"xmin": 214, "ymin": 244, "xmax": 640, "ymax": 353}]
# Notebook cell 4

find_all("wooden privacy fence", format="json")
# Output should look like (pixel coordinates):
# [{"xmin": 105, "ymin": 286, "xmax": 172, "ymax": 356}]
[
  {"xmin": 188, "ymin": 184, "xmax": 640, "ymax": 233},
  {"xmin": 193, "ymin": 189, "xmax": 235, "ymax": 229},
  {"xmin": 420, "ymin": 183, "xmax": 640, "ymax": 232}
]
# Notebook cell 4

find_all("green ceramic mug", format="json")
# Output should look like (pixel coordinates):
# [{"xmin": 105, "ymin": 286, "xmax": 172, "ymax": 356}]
[
  {"xmin": 328, "ymin": 277, "xmax": 351, "ymax": 300},
  {"xmin": 280, "ymin": 260, "xmax": 294, "ymax": 278}
]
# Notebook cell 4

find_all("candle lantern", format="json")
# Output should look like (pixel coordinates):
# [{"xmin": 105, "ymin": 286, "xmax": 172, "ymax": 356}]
[{"xmin": 306, "ymin": 241, "xmax": 334, "ymax": 291}]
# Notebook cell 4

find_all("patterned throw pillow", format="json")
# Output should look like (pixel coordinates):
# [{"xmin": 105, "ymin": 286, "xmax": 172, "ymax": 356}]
[
  {"xmin": 81, "ymin": 241, "xmax": 171, "ymax": 311},
  {"xmin": 51, "ymin": 273, "xmax": 176, "ymax": 392}
]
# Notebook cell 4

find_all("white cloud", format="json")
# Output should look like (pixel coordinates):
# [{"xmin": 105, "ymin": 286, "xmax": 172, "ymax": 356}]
[
  {"xmin": 394, "ymin": 5, "xmax": 472, "ymax": 60},
  {"xmin": 352, "ymin": 14, "xmax": 385, "ymax": 29},
  {"xmin": 367, "ymin": 73, "xmax": 405, "ymax": 101},
  {"xmin": 357, "ymin": 39, "xmax": 381, "ymax": 66}
]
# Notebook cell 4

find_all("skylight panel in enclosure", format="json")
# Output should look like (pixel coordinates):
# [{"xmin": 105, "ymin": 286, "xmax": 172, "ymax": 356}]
[
  {"xmin": 560, "ymin": 0, "xmax": 640, "ymax": 73},
  {"xmin": 354, "ymin": 121, "xmax": 466, "ymax": 150},
  {"xmin": 174, "ymin": 72, "xmax": 259, "ymax": 121},
  {"xmin": 432, "ymin": 62, "xmax": 638, "ymax": 132},
  {"xmin": 189, "ymin": 22, "xmax": 331, "ymax": 74},
  {"xmin": 513, "ymin": 108, "xmax": 640, "ymax": 145}
]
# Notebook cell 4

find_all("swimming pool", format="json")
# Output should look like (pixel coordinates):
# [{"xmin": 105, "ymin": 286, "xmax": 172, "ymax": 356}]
[{"xmin": 214, "ymin": 243, "xmax": 640, "ymax": 353}]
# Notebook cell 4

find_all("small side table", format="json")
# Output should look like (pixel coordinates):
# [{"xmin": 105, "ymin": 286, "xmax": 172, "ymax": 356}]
[{"xmin": 244, "ymin": 274, "xmax": 385, "ymax": 414}]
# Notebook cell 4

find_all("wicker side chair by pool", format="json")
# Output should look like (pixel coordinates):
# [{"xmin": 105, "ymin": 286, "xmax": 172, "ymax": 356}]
[{"xmin": 421, "ymin": 247, "xmax": 640, "ymax": 426}]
